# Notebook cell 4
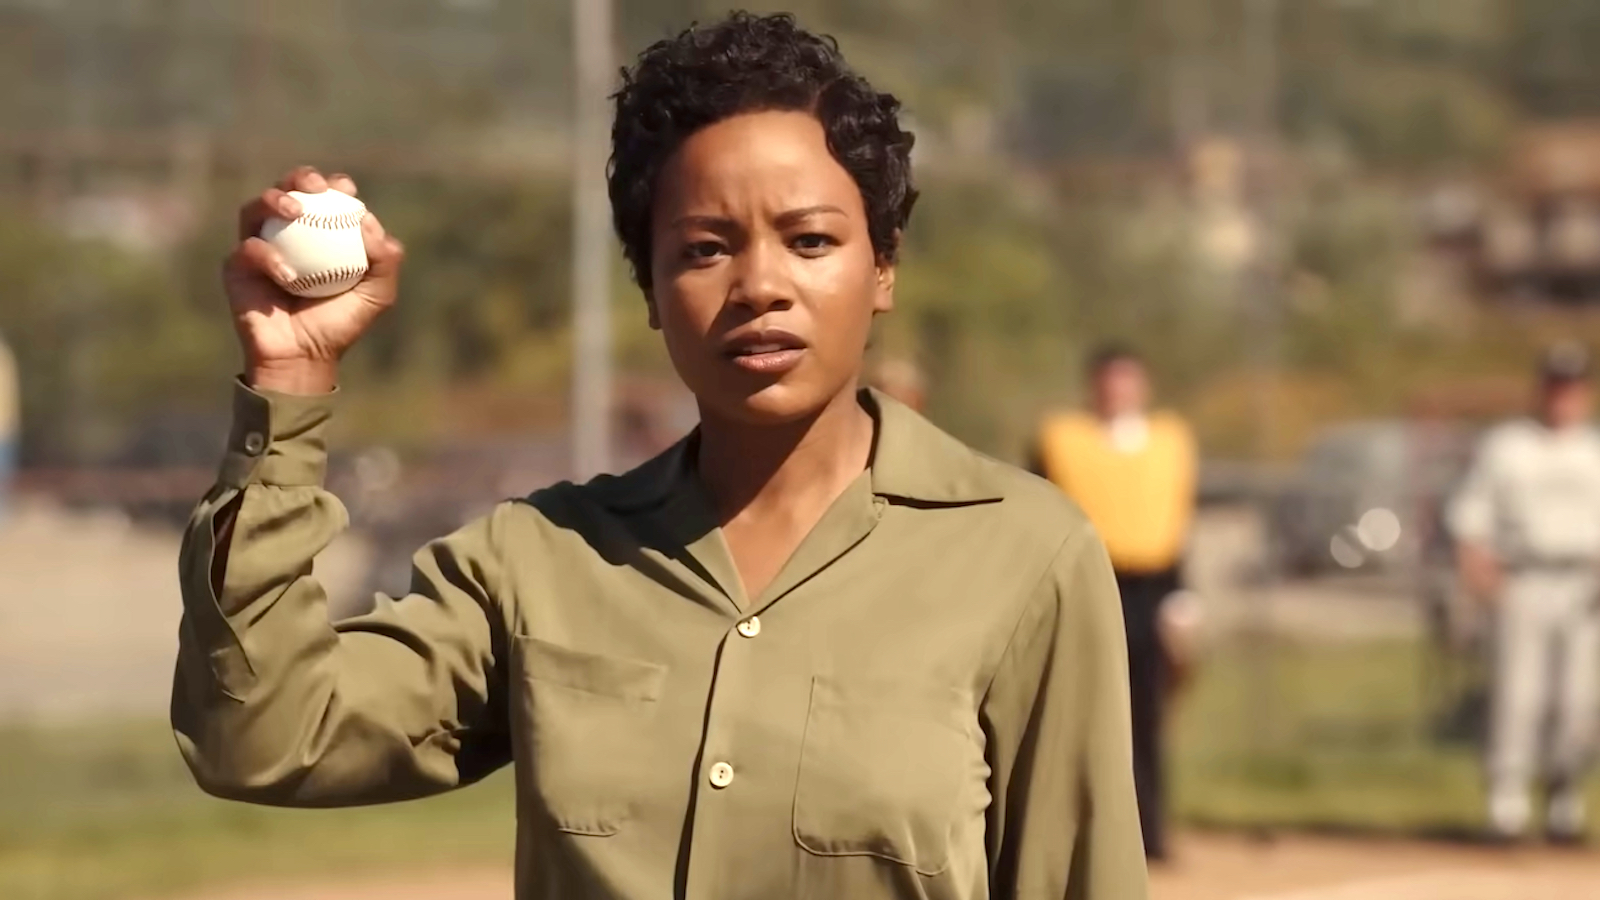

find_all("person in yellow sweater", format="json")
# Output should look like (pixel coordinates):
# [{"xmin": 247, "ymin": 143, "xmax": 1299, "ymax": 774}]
[{"xmin": 1030, "ymin": 343, "xmax": 1199, "ymax": 862}]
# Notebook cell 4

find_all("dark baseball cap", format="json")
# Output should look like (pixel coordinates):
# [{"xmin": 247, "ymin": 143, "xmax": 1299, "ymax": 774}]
[{"xmin": 1539, "ymin": 341, "xmax": 1592, "ymax": 383}]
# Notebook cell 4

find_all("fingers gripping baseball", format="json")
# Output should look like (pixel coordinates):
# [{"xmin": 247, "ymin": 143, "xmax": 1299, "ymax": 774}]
[
  {"xmin": 361, "ymin": 214, "xmax": 405, "ymax": 291},
  {"xmin": 237, "ymin": 189, "xmax": 302, "ymax": 242},
  {"xmin": 327, "ymin": 173, "xmax": 359, "ymax": 197},
  {"xmin": 229, "ymin": 238, "xmax": 297, "ymax": 291},
  {"xmin": 223, "ymin": 167, "xmax": 403, "ymax": 375},
  {"xmin": 278, "ymin": 166, "xmax": 329, "ymax": 194}
]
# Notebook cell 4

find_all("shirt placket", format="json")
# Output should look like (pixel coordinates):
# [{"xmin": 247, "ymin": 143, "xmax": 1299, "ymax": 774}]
[{"xmin": 679, "ymin": 476, "xmax": 885, "ymax": 899}]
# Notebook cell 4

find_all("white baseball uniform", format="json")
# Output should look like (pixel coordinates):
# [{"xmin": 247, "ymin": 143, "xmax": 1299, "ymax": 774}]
[{"xmin": 1448, "ymin": 417, "xmax": 1600, "ymax": 834}]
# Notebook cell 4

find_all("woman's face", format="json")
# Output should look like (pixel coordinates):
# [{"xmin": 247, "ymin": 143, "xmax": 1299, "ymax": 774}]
[
  {"xmin": 1093, "ymin": 359, "xmax": 1150, "ymax": 419},
  {"xmin": 647, "ymin": 110, "xmax": 894, "ymax": 425}
]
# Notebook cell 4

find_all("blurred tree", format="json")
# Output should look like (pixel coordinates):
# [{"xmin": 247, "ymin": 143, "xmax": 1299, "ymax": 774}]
[
  {"xmin": 0, "ymin": 206, "xmax": 228, "ymax": 464},
  {"xmin": 889, "ymin": 174, "xmax": 1068, "ymax": 452},
  {"xmin": 4, "ymin": 0, "xmax": 1600, "ymax": 468},
  {"xmin": 1507, "ymin": 0, "xmax": 1600, "ymax": 119}
]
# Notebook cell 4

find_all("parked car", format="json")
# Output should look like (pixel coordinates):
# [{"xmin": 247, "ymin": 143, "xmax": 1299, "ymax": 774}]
[{"xmin": 1266, "ymin": 419, "xmax": 1478, "ymax": 577}]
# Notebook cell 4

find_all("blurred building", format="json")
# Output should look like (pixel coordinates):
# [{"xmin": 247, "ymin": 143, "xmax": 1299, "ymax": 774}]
[
  {"xmin": 48, "ymin": 189, "xmax": 203, "ymax": 255},
  {"xmin": 1425, "ymin": 121, "xmax": 1600, "ymax": 304}
]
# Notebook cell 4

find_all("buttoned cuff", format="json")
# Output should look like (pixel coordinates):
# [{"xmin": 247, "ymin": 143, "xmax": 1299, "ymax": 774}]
[{"xmin": 217, "ymin": 378, "xmax": 336, "ymax": 489}]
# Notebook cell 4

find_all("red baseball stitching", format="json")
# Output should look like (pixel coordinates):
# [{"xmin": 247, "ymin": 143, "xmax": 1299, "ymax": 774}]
[
  {"xmin": 287, "ymin": 264, "xmax": 368, "ymax": 294},
  {"xmin": 294, "ymin": 208, "xmax": 367, "ymax": 231}
]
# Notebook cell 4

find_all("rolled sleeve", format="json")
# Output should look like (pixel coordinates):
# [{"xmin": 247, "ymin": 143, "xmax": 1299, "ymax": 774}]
[
  {"xmin": 217, "ymin": 378, "xmax": 337, "ymax": 489},
  {"xmin": 173, "ymin": 379, "xmax": 510, "ymax": 808}
]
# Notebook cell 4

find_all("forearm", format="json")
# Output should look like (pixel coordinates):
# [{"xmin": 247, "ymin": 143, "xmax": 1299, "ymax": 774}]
[
  {"xmin": 172, "ymin": 381, "xmax": 505, "ymax": 807},
  {"xmin": 1457, "ymin": 540, "xmax": 1502, "ymax": 600},
  {"xmin": 174, "ymin": 479, "xmax": 373, "ymax": 804}
]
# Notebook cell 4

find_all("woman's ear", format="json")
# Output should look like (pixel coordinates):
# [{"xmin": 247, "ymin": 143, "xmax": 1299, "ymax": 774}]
[{"xmin": 873, "ymin": 231, "xmax": 901, "ymax": 315}]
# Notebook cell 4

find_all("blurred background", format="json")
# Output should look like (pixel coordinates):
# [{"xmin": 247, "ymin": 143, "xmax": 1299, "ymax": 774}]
[{"xmin": 3, "ymin": 0, "xmax": 1600, "ymax": 898}]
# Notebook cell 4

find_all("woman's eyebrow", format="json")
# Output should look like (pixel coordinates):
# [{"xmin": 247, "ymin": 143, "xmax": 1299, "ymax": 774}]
[
  {"xmin": 774, "ymin": 205, "xmax": 846, "ymax": 227},
  {"xmin": 665, "ymin": 204, "xmax": 844, "ymax": 229},
  {"xmin": 669, "ymin": 214, "xmax": 737, "ymax": 230},
  {"xmin": 670, "ymin": 205, "xmax": 846, "ymax": 230}
]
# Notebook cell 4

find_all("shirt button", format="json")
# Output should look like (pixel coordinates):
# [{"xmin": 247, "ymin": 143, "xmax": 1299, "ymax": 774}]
[
  {"xmin": 708, "ymin": 761, "xmax": 735, "ymax": 789},
  {"xmin": 242, "ymin": 432, "xmax": 267, "ymax": 455},
  {"xmin": 736, "ymin": 616, "xmax": 761, "ymax": 638}
]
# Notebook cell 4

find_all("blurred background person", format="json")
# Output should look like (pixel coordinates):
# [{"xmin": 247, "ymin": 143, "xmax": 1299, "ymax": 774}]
[
  {"xmin": 1030, "ymin": 343, "xmax": 1199, "ymax": 861},
  {"xmin": 1447, "ymin": 341, "xmax": 1600, "ymax": 845},
  {"xmin": 866, "ymin": 354, "xmax": 927, "ymax": 412},
  {"xmin": 0, "ymin": 330, "xmax": 16, "ymax": 523}
]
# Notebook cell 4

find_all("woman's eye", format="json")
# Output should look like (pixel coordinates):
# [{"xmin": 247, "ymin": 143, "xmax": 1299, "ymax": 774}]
[
  {"xmin": 792, "ymin": 233, "xmax": 835, "ymax": 254},
  {"xmin": 684, "ymin": 241, "xmax": 725, "ymax": 261}
]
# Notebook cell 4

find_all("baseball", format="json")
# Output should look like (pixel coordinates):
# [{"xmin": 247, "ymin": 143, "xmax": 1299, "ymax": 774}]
[{"xmin": 259, "ymin": 188, "xmax": 370, "ymax": 298}]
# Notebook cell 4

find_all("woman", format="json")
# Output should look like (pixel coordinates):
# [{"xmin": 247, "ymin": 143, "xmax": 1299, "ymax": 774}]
[{"xmin": 173, "ymin": 12, "xmax": 1146, "ymax": 899}]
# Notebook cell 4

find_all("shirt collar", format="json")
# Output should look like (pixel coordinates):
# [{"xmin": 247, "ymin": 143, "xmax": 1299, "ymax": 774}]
[
  {"xmin": 586, "ymin": 388, "xmax": 1005, "ymax": 513},
  {"xmin": 1104, "ymin": 413, "xmax": 1151, "ymax": 454},
  {"xmin": 864, "ymin": 388, "xmax": 1005, "ymax": 505}
]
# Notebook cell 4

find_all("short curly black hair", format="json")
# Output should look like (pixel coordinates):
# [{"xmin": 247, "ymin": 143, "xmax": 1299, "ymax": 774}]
[{"xmin": 608, "ymin": 11, "xmax": 919, "ymax": 289}]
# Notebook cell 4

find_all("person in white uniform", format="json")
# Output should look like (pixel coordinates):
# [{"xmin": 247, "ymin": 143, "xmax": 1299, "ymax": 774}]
[{"xmin": 1449, "ymin": 341, "xmax": 1600, "ymax": 844}]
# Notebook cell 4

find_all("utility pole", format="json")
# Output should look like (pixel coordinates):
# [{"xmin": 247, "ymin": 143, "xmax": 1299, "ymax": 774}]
[
  {"xmin": 1165, "ymin": 0, "xmax": 1208, "ymax": 151},
  {"xmin": 1245, "ymin": 4, "xmax": 1281, "ymax": 444},
  {"xmin": 570, "ymin": 0, "xmax": 615, "ymax": 480},
  {"xmin": 66, "ymin": 0, "xmax": 103, "ymax": 461}
]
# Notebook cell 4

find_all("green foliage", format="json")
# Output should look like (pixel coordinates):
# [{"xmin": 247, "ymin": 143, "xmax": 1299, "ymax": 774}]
[
  {"xmin": 888, "ymin": 175, "xmax": 1068, "ymax": 451},
  {"xmin": 1508, "ymin": 0, "xmax": 1600, "ymax": 119},
  {"xmin": 0, "ymin": 209, "xmax": 232, "ymax": 464},
  {"xmin": 350, "ymin": 175, "xmax": 574, "ymax": 384},
  {"xmin": 4, "ymin": 0, "xmax": 1600, "ymax": 464}
]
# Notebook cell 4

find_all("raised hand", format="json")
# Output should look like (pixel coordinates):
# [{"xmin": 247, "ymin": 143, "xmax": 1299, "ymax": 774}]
[{"xmin": 223, "ymin": 166, "xmax": 405, "ymax": 394}]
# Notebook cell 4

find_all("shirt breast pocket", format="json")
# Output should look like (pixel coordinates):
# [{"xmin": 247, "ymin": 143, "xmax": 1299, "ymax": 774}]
[
  {"xmin": 792, "ymin": 676, "xmax": 983, "ymax": 877},
  {"xmin": 512, "ymin": 635, "xmax": 667, "ymax": 836}
]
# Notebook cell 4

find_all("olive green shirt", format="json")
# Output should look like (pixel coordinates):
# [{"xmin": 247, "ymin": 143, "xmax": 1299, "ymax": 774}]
[{"xmin": 173, "ymin": 380, "xmax": 1147, "ymax": 900}]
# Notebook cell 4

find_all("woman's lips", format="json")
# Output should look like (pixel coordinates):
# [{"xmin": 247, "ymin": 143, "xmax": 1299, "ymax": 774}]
[
  {"xmin": 723, "ymin": 329, "xmax": 808, "ymax": 375},
  {"xmin": 727, "ymin": 346, "xmax": 807, "ymax": 374}
]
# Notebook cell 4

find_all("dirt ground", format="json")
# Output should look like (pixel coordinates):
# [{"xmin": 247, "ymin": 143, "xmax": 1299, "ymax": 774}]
[
  {"xmin": 183, "ymin": 832, "xmax": 1600, "ymax": 899},
  {"xmin": 1150, "ymin": 831, "xmax": 1600, "ymax": 899}
]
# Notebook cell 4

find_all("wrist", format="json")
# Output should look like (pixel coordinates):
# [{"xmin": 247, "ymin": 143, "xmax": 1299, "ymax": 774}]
[{"xmin": 245, "ymin": 359, "xmax": 339, "ymax": 395}]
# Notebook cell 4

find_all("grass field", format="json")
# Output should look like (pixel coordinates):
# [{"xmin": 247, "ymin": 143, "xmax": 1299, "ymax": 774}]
[
  {"xmin": 2, "ymin": 638, "xmax": 1596, "ymax": 900},
  {"xmin": 1174, "ymin": 638, "xmax": 1597, "ymax": 840},
  {"xmin": 0, "ymin": 725, "xmax": 515, "ymax": 900}
]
